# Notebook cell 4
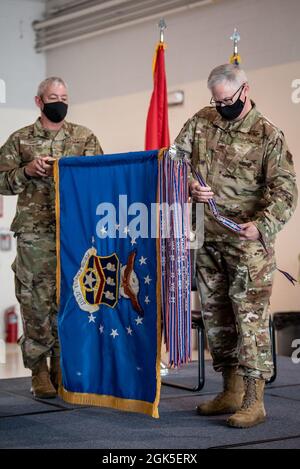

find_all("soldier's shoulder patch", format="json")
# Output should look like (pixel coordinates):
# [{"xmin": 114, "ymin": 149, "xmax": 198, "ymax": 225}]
[
  {"xmin": 66, "ymin": 122, "xmax": 94, "ymax": 139},
  {"xmin": 260, "ymin": 115, "xmax": 282, "ymax": 139},
  {"xmin": 10, "ymin": 123, "xmax": 35, "ymax": 141},
  {"xmin": 194, "ymin": 106, "xmax": 218, "ymax": 123}
]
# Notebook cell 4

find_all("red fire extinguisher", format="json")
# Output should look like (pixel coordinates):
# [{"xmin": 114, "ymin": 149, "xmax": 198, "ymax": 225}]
[{"xmin": 5, "ymin": 306, "xmax": 18, "ymax": 343}]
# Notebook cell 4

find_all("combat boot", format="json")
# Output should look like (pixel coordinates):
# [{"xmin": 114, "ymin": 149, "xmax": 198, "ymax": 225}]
[
  {"xmin": 197, "ymin": 367, "xmax": 244, "ymax": 415},
  {"xmin": 31, "ymin": 357, "xmax": 57, "ymax": 399},
  {"xmin": 227, "ymin": 377, "xmax": 266, "ymax": 428},
  {"xmin": 50, "ymin": 356, "xmax": 62, "ymax": 391}
]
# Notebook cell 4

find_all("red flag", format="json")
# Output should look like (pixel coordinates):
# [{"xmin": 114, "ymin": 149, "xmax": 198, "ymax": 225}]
[{"xmin": 145, "ymin": 43, "xmax": 170, "ymax": 150}]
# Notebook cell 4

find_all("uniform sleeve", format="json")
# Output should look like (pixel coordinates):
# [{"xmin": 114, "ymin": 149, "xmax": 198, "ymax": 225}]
[
  {"xmin": 174, "ymin": 117, "xmax": 197, "ymax": 184},
  {"xmin": 83, "ymin": 133, "xmax": 104, "ymax": 156},
  {"xmin": 253, "ymin": 132, "xmax": 298, "ymax": 243},
  {"xmin": 175, "ymin": 116, "xmax": 205, "ymax": 241},
  {"xmin": 174, "ymin": 117, "xmax": 196, "ymax": 156},
  {"xmin": 0, "ymin": 135, "xmax": 30, "ymax": 195}
]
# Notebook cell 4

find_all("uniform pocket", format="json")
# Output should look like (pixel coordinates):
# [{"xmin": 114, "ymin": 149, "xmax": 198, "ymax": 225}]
[
  {"xmin": 11, "ymin": 255, "xmax": 34, "ymax": 312},
  {"xmin": 191, "ymin": 136, "xmax": 208, "ymax": 169},
  {"xmin": 64, "ymin": 139, "xmax": 87, "ymax": 156},
  {"xmin": 225, "ymin": 148, "xmax": 262, "ymax": 183},
  {"xmin": 242, "ymin": 242, "xmax": 276, "ymax": 283},
  {"xmin": 196, "ymin": 136, "xmax": 207, "ymax": 155},
  {"xmin": 19, "ymin": 140, "xmax": 46, "ymax": 163}
]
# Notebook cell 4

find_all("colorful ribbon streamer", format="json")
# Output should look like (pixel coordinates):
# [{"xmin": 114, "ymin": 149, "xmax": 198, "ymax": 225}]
[{"xmin": 159, "ymin": 150, "xmax": 192, "ymax": 367}]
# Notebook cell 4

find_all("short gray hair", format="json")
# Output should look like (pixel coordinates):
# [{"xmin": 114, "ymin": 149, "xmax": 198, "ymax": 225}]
[
  {"xmin": 207, "ymin": 64, "xmax": 248, "ymax": 90},
  {"xmin": 37, "ymin": 77, "xmax": 68, "ymax": 97}
]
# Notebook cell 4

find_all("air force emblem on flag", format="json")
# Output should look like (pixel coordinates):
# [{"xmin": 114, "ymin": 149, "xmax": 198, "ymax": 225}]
[{"xmin": 73, "ymin": 247, "xmax": 143, "ymax": 315}]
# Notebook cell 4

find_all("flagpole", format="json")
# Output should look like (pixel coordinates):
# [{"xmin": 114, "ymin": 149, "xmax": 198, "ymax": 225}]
[
  {"xmin": 145, "ymin": 18, "xmax": 170, "ymax": 150},
  {"xmin": 158, "ymin": 18, "xmax": 167, "ymax": 43},
  {"xmin": 230, "ymin": 27, "xmax": 241, "ymax": 65},
  {"xmin": 157, "ymin": 17, "xmax": 169, "ymax": 373}
]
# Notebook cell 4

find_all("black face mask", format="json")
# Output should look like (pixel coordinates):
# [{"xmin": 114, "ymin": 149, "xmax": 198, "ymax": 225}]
[
  {"xmin": 42, "ymin": 101, "xmax": 68, "ymax": 123},
  {"xmin": 216, "ymin": 96, "xmax": 245, "ymax": 121}
]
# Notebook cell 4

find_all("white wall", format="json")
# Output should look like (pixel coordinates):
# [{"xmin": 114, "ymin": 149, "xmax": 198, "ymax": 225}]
[
  {"xmin": 0, "ymin": 0, "xmax": 46, "ymax": 339},
  {"xmin": 46, "ymin": 0, "xmax": 300, "ymax": 104}
]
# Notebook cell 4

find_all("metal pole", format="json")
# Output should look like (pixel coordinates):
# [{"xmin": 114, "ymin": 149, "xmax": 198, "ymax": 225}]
[
  {"xmin": 158, "ymin": 18, "xmax": 167, "ymax": 43},
  {"xmin": 230, "ymin": 28, "xmax": 240, "ymax": 57}
]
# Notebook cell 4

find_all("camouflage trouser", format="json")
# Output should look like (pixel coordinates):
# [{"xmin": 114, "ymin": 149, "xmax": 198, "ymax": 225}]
[
  {"xmin": 12, "ymin": 233, "xmax": 58, "ymax": 370},
  {"xmin": 196, "ymin": 240, "xmax": 276, "ymax": 380}
]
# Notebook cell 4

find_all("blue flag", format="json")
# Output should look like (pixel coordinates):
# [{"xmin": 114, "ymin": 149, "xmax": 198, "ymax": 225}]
[{"xmin": 54, "ymin": 151, "xmax": 162, "ymax": 418}]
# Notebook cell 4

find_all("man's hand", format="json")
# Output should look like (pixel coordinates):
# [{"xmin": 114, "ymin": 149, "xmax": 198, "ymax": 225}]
[
  {"xmin": 42, "ymin": 157, "xmax": 56, "ymax": 176},
  {"xmin": 25, "ymin": 157, "xmax": 56, "ymax": 178},
  {"xmin": 189, "ymin": 180, "xmax": 214, "ymax": 203},
  {"xmin": 239, "ymin": 222, "xmax": 260, "ymax": 241}
]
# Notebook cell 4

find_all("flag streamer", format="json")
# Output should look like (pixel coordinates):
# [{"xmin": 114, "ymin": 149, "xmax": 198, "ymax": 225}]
[{"xmin": 159, "ymin": 150, "xmax": 192, "ymax": 367}]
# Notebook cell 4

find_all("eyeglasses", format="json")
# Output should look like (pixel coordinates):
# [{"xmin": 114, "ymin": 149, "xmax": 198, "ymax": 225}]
[{"xmin": 210, "ymin": 83, "xmax": 246, "ymax": 107}]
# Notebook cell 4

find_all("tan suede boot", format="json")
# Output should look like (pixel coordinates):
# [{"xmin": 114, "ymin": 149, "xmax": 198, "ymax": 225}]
[
  {"xmin": 50, "ymin": 356, "xmax": 62, "ymax": 391},
  {"xmin": 31, "ymin": 357, "xmax": 57, "ymax": 399},
  {"xmin": 227, "ymin": 377, "xmax": 266, "ymax": 428},
  {"xmin": 197, "ymin": 367, "xmax": 244, "ymax": 415}
]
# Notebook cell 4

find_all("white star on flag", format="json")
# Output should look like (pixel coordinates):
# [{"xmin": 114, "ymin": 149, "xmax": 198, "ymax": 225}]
[
  {"xmin": 135, "ymin": 316, "xmax": 143, "ymax": 325},
  {"xmin": 110, "ymin": 329, "xmax": 119, "ymax": 338},
  {"xmin": 84, "ymin": 272, "xmax": 96, "ymax": 289},
  {"xmin": 126, "ymin": 326, "xmax": 133, "ymax": 335},
  {"xmin": 99, "ymin": 324, "xmax": 104, "ymax": 334},
  {"xmin": 100, "ymin": 226, "xmax": 107, "ymax": 235},
  {"xmin": 123, "ymin": 226, "xmax": 130, "ymax": 235},
  {"xmin": 131, "ymin": 238, "xmax": 137, "ymax": 245},
  {"xmin": 139, "ymin": 256, "xmax": 147, "ymax": 265},
  {"xmin": 88, "ymin": 313, "xmax": 96, "ymax": 323},
  {"xmin": 145, "ymin": 296, "xmax": 150, "ymax": 304},
  {"xmin": 144, "ymin": 275, "xmax": 152, "ymax": 285}
]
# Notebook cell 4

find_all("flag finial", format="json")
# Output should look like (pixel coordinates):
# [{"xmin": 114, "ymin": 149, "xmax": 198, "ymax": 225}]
[
  {"xmin": 230, "ymin": 28, "xmax": 241, "ymax": 65},
  {"xmin": 158, "ymin": 18, "xmax": 167, "ymax": 43}
]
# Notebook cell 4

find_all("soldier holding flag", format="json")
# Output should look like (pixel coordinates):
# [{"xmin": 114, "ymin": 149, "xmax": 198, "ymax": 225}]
[
  {"xmin": 0, "ymin": 77, "xmax": 103, "ymax": 398},
  {"xmin": 175, "ymin": 62, "xmax": 297, "ymax": 428}
]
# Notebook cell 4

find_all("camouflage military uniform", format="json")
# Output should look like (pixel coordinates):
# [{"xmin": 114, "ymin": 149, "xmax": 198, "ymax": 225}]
[
  {"xmin": 0, "ymin": 118, "xmax": 103, "ymax": 369},
  {"xmin": 175, "ymin": 102, "xmax": 298, "ymax": 380}
]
